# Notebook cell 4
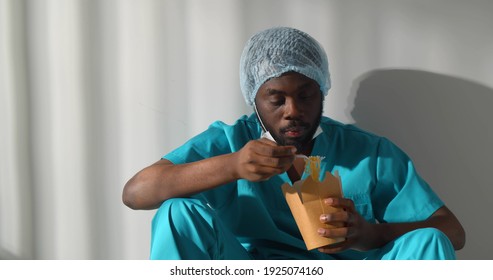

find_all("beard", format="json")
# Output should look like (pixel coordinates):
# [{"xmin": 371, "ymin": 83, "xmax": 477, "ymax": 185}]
[
  {"xmin": 274, "ymin": 116, "xmax": 321, "ymax": 151},
  {"xmin": 256, "ymin": 105, "xmax": 323, "ymax": 151}
]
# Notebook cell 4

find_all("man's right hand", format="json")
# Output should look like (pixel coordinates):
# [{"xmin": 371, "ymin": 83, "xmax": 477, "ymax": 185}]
[{"xmin": 233, "ymin": 138, "xmax": 297, "ymax": 182}]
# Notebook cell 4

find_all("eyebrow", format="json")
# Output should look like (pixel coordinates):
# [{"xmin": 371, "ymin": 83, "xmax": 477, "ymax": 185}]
[{"xmin": 265, "ymin": 82, "xmax": 312, "ymax": 96}]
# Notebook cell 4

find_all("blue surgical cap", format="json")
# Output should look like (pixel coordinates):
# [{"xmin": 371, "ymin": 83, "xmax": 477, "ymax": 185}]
[{"xmin": 239, "ymin": 27, "xmax": 331, "ymax": 106}]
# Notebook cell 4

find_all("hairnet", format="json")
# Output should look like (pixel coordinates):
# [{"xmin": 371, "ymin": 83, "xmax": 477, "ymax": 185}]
[{"xmin": 239, "ymin": 27, "xmax": 330, "ymax": 106}]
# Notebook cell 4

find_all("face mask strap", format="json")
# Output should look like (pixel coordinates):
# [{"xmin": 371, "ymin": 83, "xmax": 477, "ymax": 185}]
[
  {"xmin": 253, "ymin": 101, "xmax": 268, "ymax": 133},
  {"xmin": 253, "ymin": 101, "xmax": 278, "ymax": 142}
]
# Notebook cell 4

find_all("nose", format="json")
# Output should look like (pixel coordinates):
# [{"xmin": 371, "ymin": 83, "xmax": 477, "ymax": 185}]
[{"xmin": 283, "ymin": 97, "xmax": 302, "ymax": 119}]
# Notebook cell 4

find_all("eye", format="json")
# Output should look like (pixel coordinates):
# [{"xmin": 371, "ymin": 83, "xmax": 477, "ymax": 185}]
[
  {"xmin": 269, "ymin": 97, "xmax": 285, "ymax": 106},
  {"xmin": 298, "ymin": 91, "xmax": 315, "ymax": 101}
]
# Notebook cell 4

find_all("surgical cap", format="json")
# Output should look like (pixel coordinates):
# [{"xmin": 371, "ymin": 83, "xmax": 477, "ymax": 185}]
[{"xmin": 239, "ymin": 27, "xmax": 330, "ymax": 106}]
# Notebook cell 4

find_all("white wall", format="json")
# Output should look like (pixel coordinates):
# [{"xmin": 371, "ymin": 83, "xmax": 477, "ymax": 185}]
[{"xmin": 1, "ymin": 0, "xmax": 491, "ymax": 260}]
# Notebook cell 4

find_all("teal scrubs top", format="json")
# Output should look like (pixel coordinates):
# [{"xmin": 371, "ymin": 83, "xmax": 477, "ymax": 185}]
[{"xmin": 162, "ymin": 114, "xmax": 444, "ymax": 258}]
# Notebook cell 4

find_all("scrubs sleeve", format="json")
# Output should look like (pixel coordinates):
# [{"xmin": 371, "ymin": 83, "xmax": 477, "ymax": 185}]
[
  {"xmin": 163, "ymin": 122, "xmax": 233, "ymax": 164},
  {"xmin": 372, "ymin": 138, "xmax": 444, "ymax": 223},
  {"xmin": 159, "ymin": 118, "xmax": 255, "ymax": 210}
]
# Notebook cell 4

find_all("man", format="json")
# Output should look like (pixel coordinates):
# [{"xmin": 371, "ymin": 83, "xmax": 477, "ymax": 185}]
[{"xmin": 122, "ymin": 27, "xmax": 465, "ymax": 260}]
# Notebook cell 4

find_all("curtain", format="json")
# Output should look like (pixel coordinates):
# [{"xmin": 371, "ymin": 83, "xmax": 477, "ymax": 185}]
[{"xmin": 1, "ymin": 0, "xmax": 493, "ymax": 259}]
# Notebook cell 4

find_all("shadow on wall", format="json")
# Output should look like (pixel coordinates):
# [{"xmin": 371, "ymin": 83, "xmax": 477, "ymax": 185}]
[{"xmin": 350, "ymin": 69, "xmax": 493, "ymax": 260}]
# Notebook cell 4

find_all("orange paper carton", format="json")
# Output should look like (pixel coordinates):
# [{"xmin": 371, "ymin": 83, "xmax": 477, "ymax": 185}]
[{"xmin": 281, "ymin": 163, "xmax": 345, "ymax": 250}]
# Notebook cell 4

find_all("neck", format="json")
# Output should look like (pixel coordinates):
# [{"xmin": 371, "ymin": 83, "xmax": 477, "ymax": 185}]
[{"xmin": 297, "ymin": 139, "xmax": 315, "ymax": 156}]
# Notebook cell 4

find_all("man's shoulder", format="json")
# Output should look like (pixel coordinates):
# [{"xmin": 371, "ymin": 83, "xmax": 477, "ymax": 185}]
[
  {"xmin": 205, "ymin": 114, "xmax": 261, "ymax": 142},
  {"xmin": 320, "ymin": 116, "xmax": 381, "ymax": 140},
  {"xmin": 208, "ymin": 114, "xmax": 259, "ymax": 133},
  {"xmin": 210, "ymin": 114, "xmax": 258, "ymax": 127}
]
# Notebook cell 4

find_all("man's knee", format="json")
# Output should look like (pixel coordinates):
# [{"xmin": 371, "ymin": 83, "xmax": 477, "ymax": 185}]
[
  {"xmin": 397, "ymin": 228, "xmax": 456, "ymax": 259},
  {"xmin": 408, "ymin": 228, "xmax": 451, "ymax": 247},
  {"xmin": 153, "ymin": 198, "xmax": 212, "ymax": 230},
  {"xmin": 156, "ymin": 198, "xmax": 202, "ymax": 217},
  {"xmin": 151, "ymin": 198, "xmax": 219, "ymax": 259}
]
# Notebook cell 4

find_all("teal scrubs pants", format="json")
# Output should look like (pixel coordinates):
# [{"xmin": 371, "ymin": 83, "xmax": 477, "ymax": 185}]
[{"xmin": 150, "ymin": 198, "xmax": 456, "ymax": 260}]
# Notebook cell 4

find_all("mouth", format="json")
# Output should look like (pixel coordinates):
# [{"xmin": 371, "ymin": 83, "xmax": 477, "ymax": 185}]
[
  {"xmin": 275, "ymin": 122, "xmax": 314, "ymax": 149},
  {"xmin": 280, "ymin": 125, "xmax": 308, "ymax": 139},
  {"xmin": 283, "ymin": 129, "xmax": 304, "ymax": 138}
]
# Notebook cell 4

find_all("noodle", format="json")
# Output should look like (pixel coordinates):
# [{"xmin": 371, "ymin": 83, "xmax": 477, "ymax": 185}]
[{"xmin": 303, "ymin": 156, "xmax": 325, "ymax": 181}]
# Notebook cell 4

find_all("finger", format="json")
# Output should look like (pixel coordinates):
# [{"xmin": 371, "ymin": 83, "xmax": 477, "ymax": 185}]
[
  {"xmin": 243, "ymin": 141, "xmax": 294, "ymax": 164},
  {"xmin": 318, "ymin": 240, "xmax": 350, "ymax": 254},
  {"xmin": 258, "ymin": 137, "xmax": 278, "ymax": 146},
  {"xmin": 317, "ymin": 227, "xmax": 349, "ymax": 239},
  {"xmin": 258, "ymin": 154, "xmax": 296, "ymax": 169},
  {"xmin": 318, "ymin": 223, "xmax": 360, "ymax": 241},
  {"xmin": 256, "ymin": 140, "xmax": 297, "ymax": 157},
  {"xmin": 320, "ymin": 211, "xmax": 350, "ymax": 224},
  {"xmin": 245, "ymin": 162, "xmax": 286, "ymax": 176},
  {"xmin": 318, "ymin": 247, "xmax": 343, "ymax": 254},
  {"xmin": 324, "ymin": 197, "xmax": 356, "ymax": 212},
  {"xmin": 243, "ymin": 164, "xmax": 286, "ymax": 181}
]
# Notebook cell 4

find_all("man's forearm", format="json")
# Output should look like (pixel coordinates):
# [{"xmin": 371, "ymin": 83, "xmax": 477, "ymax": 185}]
[{"xmin": 122, "ymin": 154, "xmax": 239, "ymax": 210}]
